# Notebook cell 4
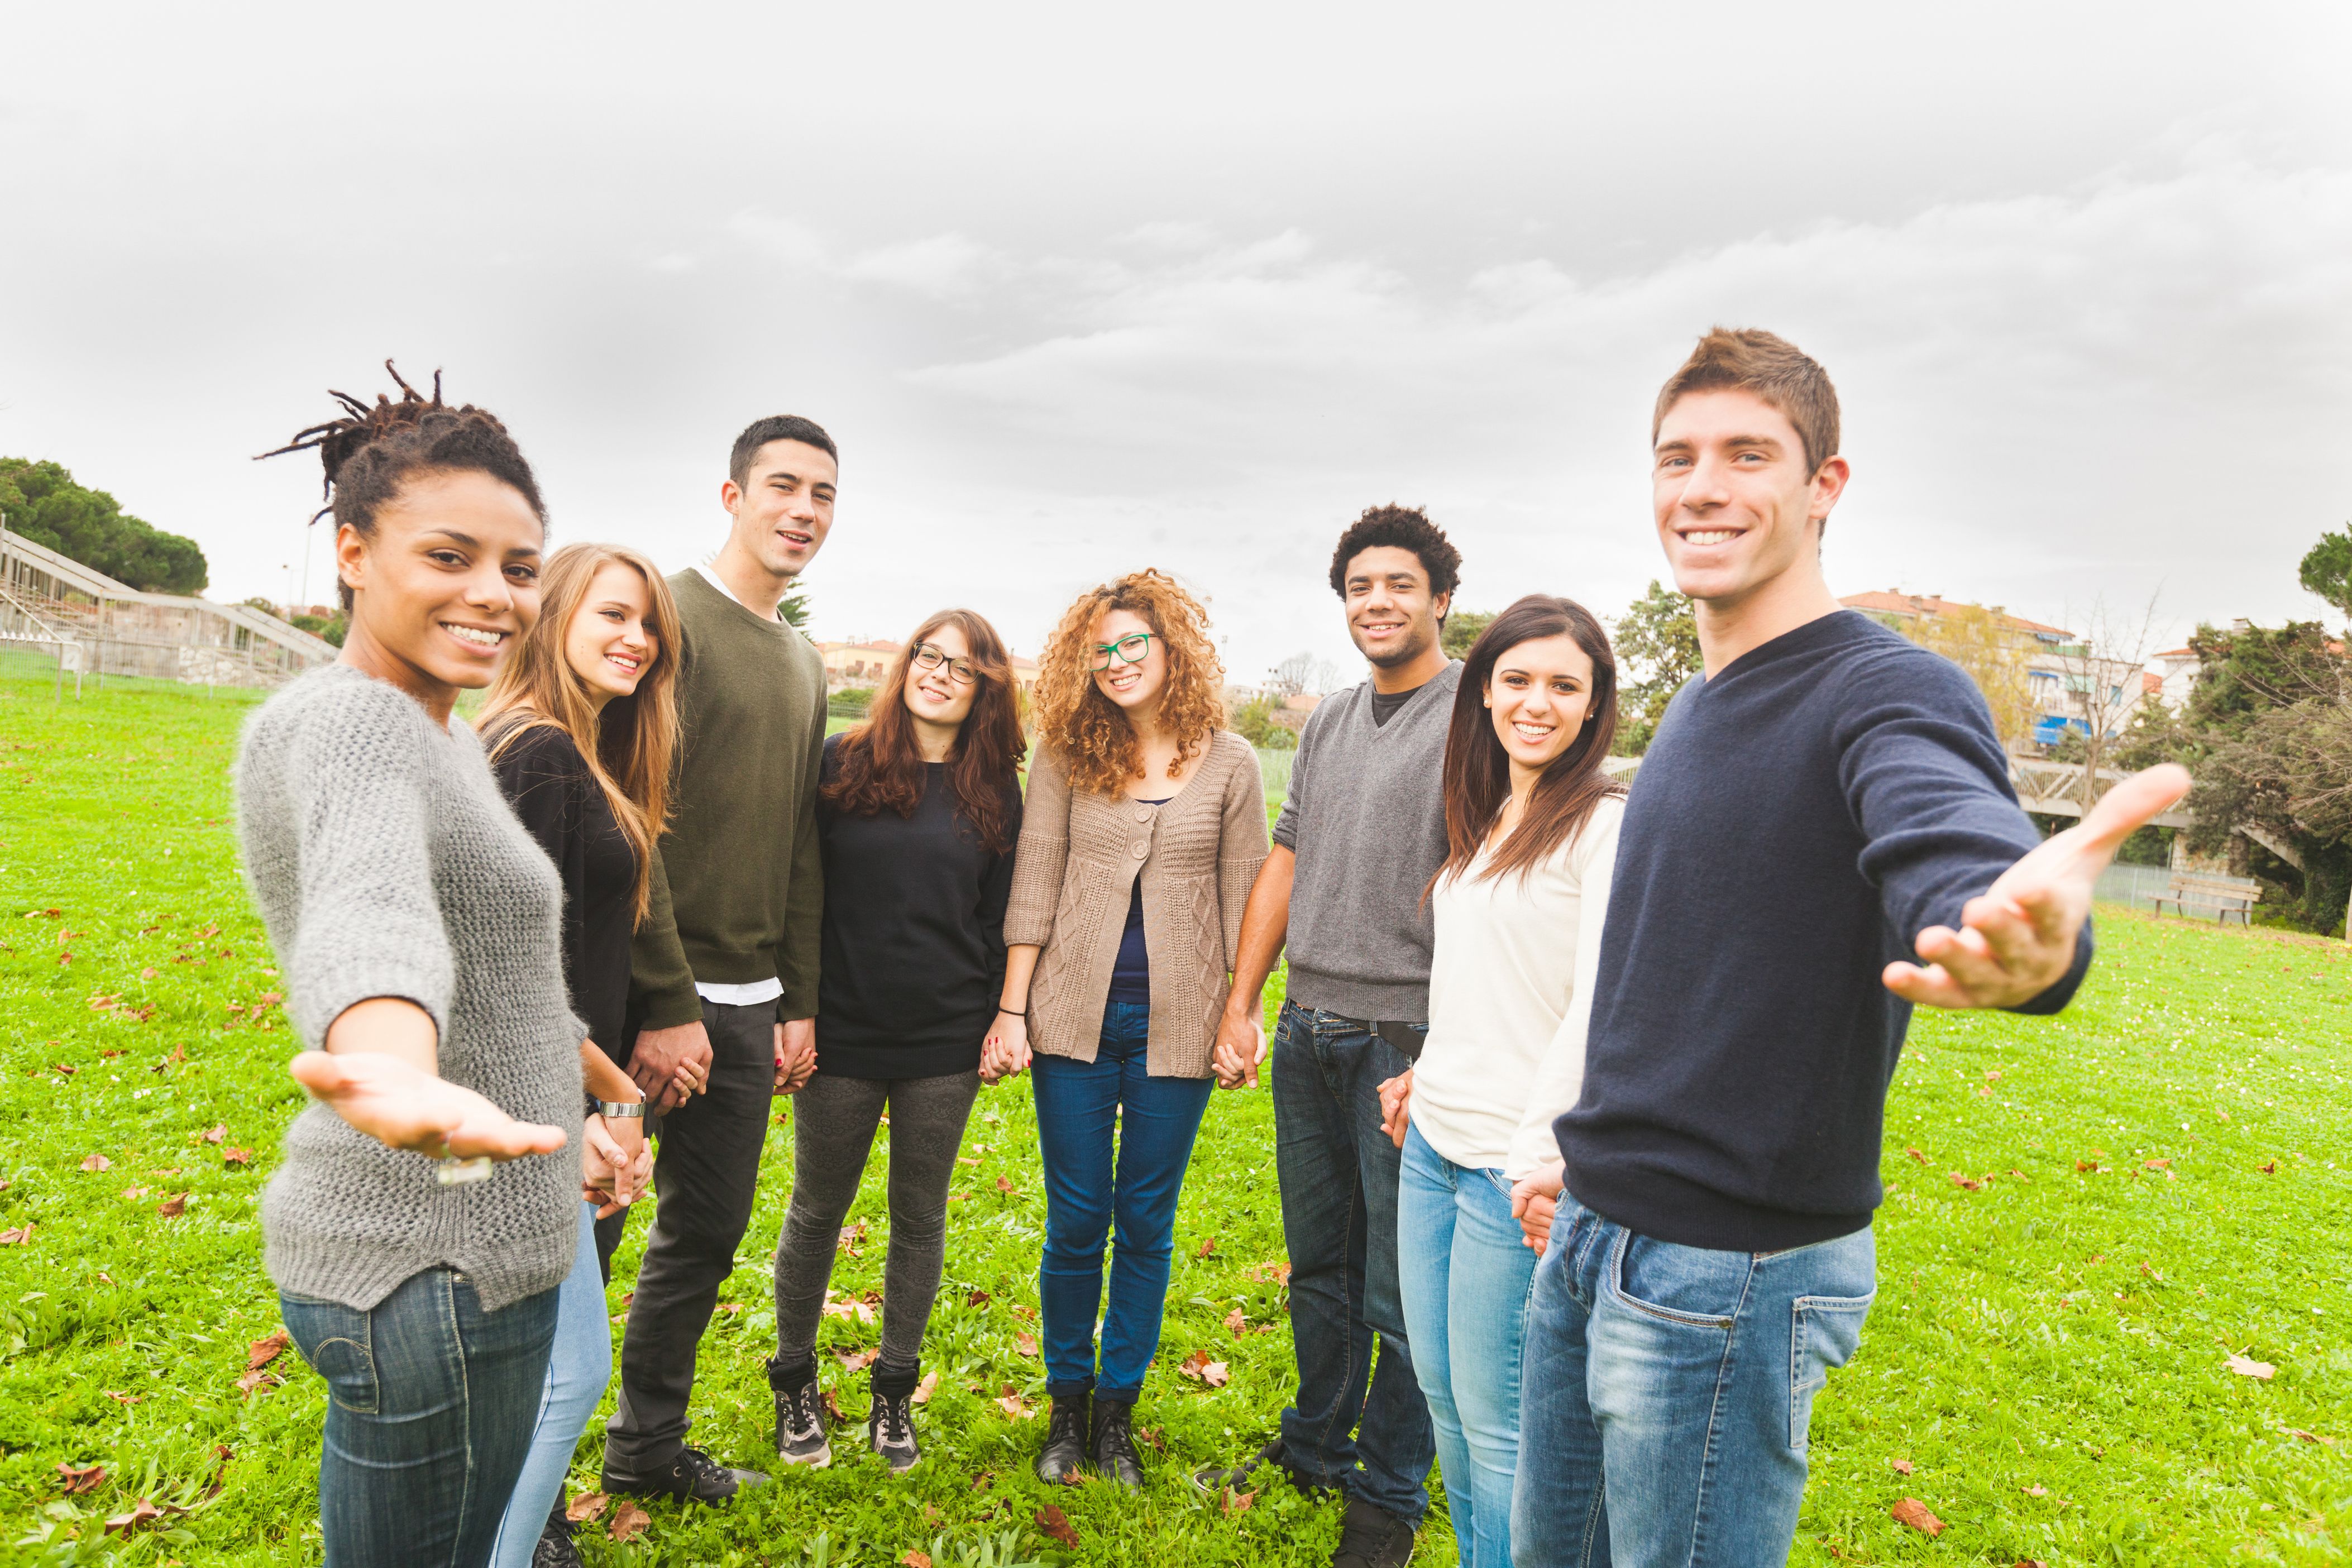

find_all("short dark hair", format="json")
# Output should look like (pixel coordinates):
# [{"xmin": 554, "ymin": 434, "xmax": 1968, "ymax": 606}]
[
  {"xmin": 729, "ymin": 415, "xmax": 838, "ymax": 488},
  {"xmin": 257, "ymin": 362, "xmax": 545, "ymax": 614},
  {"xmin": 1328, "ymin": 505, "xmax": 1461, "ymax": 603}
]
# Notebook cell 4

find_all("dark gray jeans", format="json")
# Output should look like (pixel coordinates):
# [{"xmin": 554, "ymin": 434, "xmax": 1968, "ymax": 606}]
[
  {"xmin": 772, "ymin": 1069, "xmax": 980, "ymax": 1383},
  {"xmin": 604, "ymin": 998, "xmax": 777, "ymax": 1473}
]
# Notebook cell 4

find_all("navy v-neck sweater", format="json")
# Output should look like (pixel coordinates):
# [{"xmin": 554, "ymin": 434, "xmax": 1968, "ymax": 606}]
[{"xmin": 1556, "ymin": 611, "xmax": 2092, "ymax": 1251}]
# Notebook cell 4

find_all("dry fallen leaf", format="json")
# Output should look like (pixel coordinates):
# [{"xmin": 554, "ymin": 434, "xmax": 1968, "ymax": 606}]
[
  {"xmin": 836, "ymin": 1347, "xmax": 878, "ymax": 1373},
  {"xmin": 201, "ymin": 1125, "xmax": 226, "ymax": 1145},
  {"xmin": 156, "ymin": 1193, "xmax": 188, "ymax": 1218},
  {"xmin": 1949, "ymin": 1173, "xmax": 1981, "ymax": 1192},
  {"xmin": 2225, "ymin": 1353, "xmax": 2277, "ymax": 1380},
  {"xmin": 995, "ymin": 1390, "xmax": 1030, "ymax": 1419},
  {"xmin": 104, "ymin": 1499, "xmax": 164, "ymax": 1535},
  {"xmin": 247, "ymin": 1330, "xmax": 289, "ymax": 1370},
  {"xmin": 995, "ymin": 1175, "xmax": 1013, "ymax": 1193},
  {"xmin": 1890, "ymin": 1457, "xmax": 1915, "ymax": 1475},
  {"xmin": 1223, "ymin": 1487, "xmax": 1255, "ymax": 1517},
  {"xmin": 2287, "ymin": 1428, "xmax": 2336, "ymax": 1445},
  {"xmin": 902, "ymin": 1553, "xmax": 934, "ymax": 1568},
  {"xmin": 79, "ymin": 1153, "xmax": 112, "ymax": 1172},
  {"xmin": 57, "ymin": 1462, "xmax": 106, "ymax": 1494},
  {"xmin": 823, "ymin": 1389, "xmax": 851, "ymax": 1424},
  {"xmin": 1015, "ymin": 1332, "xmax": 1039, "ymax": 1358},
  {"xmin": 1890, "ymin": 1498, "xmax": 1945, "ymax": 1536},
  {"xmin": 1225, "ymin": 1307, "xmax": 1249, "ymax": 1336},
  {"xmin": 2259, "ymin": 1160, "xmax": 2277, "ymax": 1174},
  {"xmin": 1196, "ymin": 1236, "xmax": 1218, "ymax": 1259},
  {"xmin": 2015, "ymin": 1560, "xmax": 2049, "ymax": 1568},
  {"xmin": 565, "ymin": 1491, "xmax": 609, "ymax": 1523},
  {"xmin": 607, "ymin": 1499, "xmax": 651, "ymax": 1542},
  {"xmin": 968, "ymin": 1288, "xmax": 992, "ymax": 1307},
  {"xmin": 1905, "ymin": 1146, "xmax": 1929, "ymax": 1164},
  {"xmin": 2023, "ymin": 1484, "xmax": 2049, "ymax": 1496},
  {"xmin": 223, "ymin": 1147, "xmax": 252, "ymax": 1166},
  {"xmin": 0, "ymin": 1225, "xmax": 34, "ymax": 1246},
  {"xmin": 2144, "ymin": 1158, "xmax": 2171, "ymax": 1170},
  {"xmin": 1035, "ymin": 1504, "xmax": 1081, "ymax": 1547},
  {"xmin": 911, "ymin": 1370, "xmax": 939, "ymax": 1405},
  {"xmin": 105, "ymin": 1390, "xmax": 144, "ymax": 1405}
]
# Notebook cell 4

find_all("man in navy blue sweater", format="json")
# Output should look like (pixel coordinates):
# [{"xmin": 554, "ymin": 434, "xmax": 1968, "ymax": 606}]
[{"xmin": 1506, "ymin": 329, "xmax": 2188, "ymax": 1566}]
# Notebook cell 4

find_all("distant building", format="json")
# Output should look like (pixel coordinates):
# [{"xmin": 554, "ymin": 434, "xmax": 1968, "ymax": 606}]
[
  {"xmin": 1839, "ymin": 589, "xmax": 2149, "ymax": 745},
  {"xmin": 2148, "ymin": 645, "xmax": 2201, "ymax": 708},
  {"xmin": 816, "ymin": 637, "xmax": 1041, "ymax": 700}
]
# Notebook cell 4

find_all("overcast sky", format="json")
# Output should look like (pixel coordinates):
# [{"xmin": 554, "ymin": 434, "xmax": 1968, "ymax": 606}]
[{"xmin": 4, "ymin": 2, "xmax": 2347, "ymax": 680}]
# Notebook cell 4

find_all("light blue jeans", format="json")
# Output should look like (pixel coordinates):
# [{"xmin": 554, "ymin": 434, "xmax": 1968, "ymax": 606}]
[
  {"xmin": 1396, "ymin": 1125, "xmax": 1537, "ymax": 1568},
  {"xmin": 1510, "ymin": 1195, "xmax": 1876, "ymax": 1567},
  {"xmin": 490, "ymin": 1203, "xmax": 612, "ymax": 1568}
]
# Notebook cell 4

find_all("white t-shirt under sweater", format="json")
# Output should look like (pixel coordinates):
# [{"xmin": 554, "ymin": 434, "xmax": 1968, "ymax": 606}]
[{"xmin": 1410, "ymin": 794, "xmax": 1623, "ymax": 1181}]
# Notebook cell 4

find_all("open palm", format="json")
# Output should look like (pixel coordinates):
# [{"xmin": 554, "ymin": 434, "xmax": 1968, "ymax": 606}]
[{"xmin": 290, "ymin": 1051, "xmax": 569, "ymax": 1161}]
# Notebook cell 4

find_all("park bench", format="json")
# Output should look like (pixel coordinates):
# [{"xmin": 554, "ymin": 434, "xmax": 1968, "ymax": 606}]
[{"xmin": 2151, "ymin": 869, "xmax": 2261, "ymax": 925}]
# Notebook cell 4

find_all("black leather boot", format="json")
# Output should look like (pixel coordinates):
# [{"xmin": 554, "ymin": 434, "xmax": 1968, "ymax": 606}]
[
  {"xmin": 1089, "ymin": 1399, "xmax": 1145, "ymax": 1490},
  {"xmin": 1034, "ymin": 1391, "xmax": 1090, "ymax": 1484}
]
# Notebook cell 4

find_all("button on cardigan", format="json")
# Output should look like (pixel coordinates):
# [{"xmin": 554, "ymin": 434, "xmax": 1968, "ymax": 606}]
[{"xmin": 1004, "ymin": 730, "xmax": 1268, "ymax": 1078}]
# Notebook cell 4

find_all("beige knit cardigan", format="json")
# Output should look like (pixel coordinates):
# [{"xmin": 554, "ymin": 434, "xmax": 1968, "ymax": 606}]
[{"xmin": 1005, "ymin": 730, "xmax": 1268, "ymax": 1078}]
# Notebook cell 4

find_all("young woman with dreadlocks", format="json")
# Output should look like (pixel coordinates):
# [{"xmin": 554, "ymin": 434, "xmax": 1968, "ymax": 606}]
[{"xmin": 240, "ymin": 367, "xmax": 606, "ymax": 1568}]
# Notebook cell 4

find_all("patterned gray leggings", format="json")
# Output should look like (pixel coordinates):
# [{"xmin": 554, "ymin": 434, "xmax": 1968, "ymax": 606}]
[{"xmin": 772, "ymin": 1069, "xmax": 981, "ymax": 1378}]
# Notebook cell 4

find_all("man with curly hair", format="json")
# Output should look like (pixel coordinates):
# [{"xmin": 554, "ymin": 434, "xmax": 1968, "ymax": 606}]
[{"xmin": 1196, "ymin": 505, "xmax": 1461, "ymax": 1568}]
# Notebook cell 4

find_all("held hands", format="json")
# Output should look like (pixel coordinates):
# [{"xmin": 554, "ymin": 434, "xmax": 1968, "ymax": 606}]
[
  {"xmin": 582, "ymin": 1112, "xmax": 653, "ymax": 1218},
  {"xmin": 1375, "ymin": 1069, "xmax": 1413, "ymax": 1149},
  {"xmin": 1509, "ymin": 1165, "xmax": 1565, "ymax": 1256},
  {"xmin": 981, "ymin": 1011, "xmax": 1032, "ymax": 1085},
  {"xmin": 775, "ymin": 1019, "xmax": 816, "ymax": 1095},
  {"xmin": 290, "ymin": 1050, "xmax": 567, "ymax": 1163},
  {"xmin": 629, "ymin": 1020, "xmax": 714, "ymax": 1113},
  {"xmin": 1883, "ymin": 763, "xmax": 2192, "ymax": 1010},
  {"xmin": 1211, "ymin": 1005, "xmax": 1268, "ymax": 1089}
]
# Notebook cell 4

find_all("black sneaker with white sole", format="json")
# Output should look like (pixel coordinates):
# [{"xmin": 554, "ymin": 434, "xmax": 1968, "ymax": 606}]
[
  {"xmin": 1330, "ymin": 1498, "xmax": 1416, "ymax": 1568},
  {"xmin": 769, "ymin": 1357, "xmax": 833, "ymax": 1469},
  {"xmin": 600, "ymin": 1444, "xmax": 768, "ymax": 1505},
  {"xmin": 867, "ymin": 1387, "xmax": 921, "ymax": 1474}
]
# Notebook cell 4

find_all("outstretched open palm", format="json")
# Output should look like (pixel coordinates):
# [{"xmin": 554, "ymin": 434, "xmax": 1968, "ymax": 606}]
[
  {"xmin": 290, "ymin": 1051, "xmax": 569, "ymax": 1161},
  {"xmin": 1884, "ymin": 763, "xmax": 2191, "ymax": 1010}
]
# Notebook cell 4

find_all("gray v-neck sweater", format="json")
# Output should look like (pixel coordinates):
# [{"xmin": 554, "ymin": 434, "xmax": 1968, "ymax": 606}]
[
  {"xmin": 237, "ymin": 665, "xmax": 584, "ymax": 1311},
  {"xmin": 1273, "ymin": 662, "xmax": 1461, "ymax": 1022}
]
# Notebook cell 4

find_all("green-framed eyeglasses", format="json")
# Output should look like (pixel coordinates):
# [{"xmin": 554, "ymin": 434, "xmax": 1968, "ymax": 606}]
[
  {"xmin": 910, "ymin": 643, "xmax": 977, "ymax": 685},
  {"xmin": 1089, "ymin": 632, "xmax": 1155, "ymax": 671}
]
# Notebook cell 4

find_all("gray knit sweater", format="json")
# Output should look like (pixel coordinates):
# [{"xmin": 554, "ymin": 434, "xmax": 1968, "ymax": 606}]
[{"xmin": 237, "ymin": 665, "xmax": 584, "ymax": 1312}]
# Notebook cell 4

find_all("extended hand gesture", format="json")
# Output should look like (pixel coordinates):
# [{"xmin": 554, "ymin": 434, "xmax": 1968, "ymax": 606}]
[
  {"xmin": 290, "ymin": 1050, "xmax": 568, "ymax": 1162},
  {"xmin": 1883, "ymin": 763, "xmax": 2191, "ymax": 1010}
]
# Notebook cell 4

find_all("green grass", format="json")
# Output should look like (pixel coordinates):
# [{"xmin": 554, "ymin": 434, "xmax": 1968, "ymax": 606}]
[{"xmin": 1, "ymin": 666, "xmax": 2347, "ymax": 1565}]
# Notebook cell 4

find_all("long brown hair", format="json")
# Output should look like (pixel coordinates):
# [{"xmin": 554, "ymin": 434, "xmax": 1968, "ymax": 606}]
[
  {"xmin": 1032, "ymin": 569, "xmax": 1225, "ymax": 796},
  {"xmin": 477, "ymin": 543, "xmax": 682, "ymax": 922},
  {"xmin": 822, "ymin": 609, "xmax": 1027, "ymax": 852},
  {"xmin": 1433, "ymin": 594, "xmax": 1623, "ymax": 893}
]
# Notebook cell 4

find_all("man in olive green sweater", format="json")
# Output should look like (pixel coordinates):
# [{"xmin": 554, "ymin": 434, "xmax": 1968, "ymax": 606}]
[{"xmin": 602, "ymin": 415, "xmax": 835, "ymax": 1504}]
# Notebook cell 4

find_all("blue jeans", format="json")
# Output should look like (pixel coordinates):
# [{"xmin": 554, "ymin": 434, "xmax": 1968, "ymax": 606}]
[
  {"xmin": 1032, "ymin": 1000, "xmax": 1215, "ymax": 1402},
  {"xmin": 1511, "ymin": 1196, "xmax": 1877, "ymax": 1567},
  {"xmin": 1271, "ymin": 1001, "xmax": 1435, "ymax": 1523},
  {"xmin": 1397, "ymin": 1126, "xmax": 1537, "ymax": 1568},
  {"xmin": 490, "ymin": 1203, "xmax": 613, "ymax": 1568},
  {"xmin": 281, "ymin": 1268, "xmax": 560, "ymax": 1568}
]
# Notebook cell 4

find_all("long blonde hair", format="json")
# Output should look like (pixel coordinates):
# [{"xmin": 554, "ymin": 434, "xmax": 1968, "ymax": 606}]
[
  {"xmin": 478, "ymin": 544, "xmax": 681, "ymax": 922},
  {"xmin": 1032, "ymin": 569, "xmax": 1225, "ymax": 796}
]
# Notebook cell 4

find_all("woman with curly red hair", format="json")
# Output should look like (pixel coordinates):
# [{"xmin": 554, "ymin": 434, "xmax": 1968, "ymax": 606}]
[{"xmin": 986, "ymin": 570, "xmax": 1268, "ymax": 1490}]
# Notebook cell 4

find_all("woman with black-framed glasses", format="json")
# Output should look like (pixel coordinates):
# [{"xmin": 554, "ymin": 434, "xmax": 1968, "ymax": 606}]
[{"xmin": 763, "ymin": 609, "xmax": 1026, "ymax": 1478}]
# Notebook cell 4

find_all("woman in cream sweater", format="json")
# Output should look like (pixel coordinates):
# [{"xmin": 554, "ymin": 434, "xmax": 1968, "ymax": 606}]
[{"xmin": 984, "ymin": 569, "xmax": 1266, "ymax": 1491}]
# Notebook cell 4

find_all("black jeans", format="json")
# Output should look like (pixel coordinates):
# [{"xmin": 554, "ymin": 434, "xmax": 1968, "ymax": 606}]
[
  {"xmin": 604, "ymin": 998, "xmax": 776, "ymax": 1473},
  {"xmin": 771, "ymin": 1068, "xmax": 981, "ymax": 1380},
  {"xmin": 1271, "ymin": 1000, "xmax": 1435, "ymax": 1523}
]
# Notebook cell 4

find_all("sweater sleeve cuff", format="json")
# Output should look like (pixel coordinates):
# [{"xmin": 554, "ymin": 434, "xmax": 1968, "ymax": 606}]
[{"xmin": 2005, "ymin": 916, "xmax": 2095, "ymax": 1016}]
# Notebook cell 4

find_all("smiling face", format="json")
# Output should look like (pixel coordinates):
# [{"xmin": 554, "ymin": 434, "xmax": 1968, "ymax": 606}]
[
  {"xmin": 1484, "ymin": 632, "xmax": 1596, "ymax": 776},
  {"xmin": 562, "ymin": 560, "xmax": 658, "ymax": 709},
  {"xmin": 1089, "ymin": 606, "xmax": 1168, "ymax": 715},
  {"xmin": 722, "ymin": 438, "xmax": 837, "ymax": 582},
  {"xmin": 336, "ymin": 469, "xmax": 543, "ymax": 700},
  {"xmin": 1652, "ymin": 388, "xmax": 1849, "ymax": 611},
  {"xmin": 903, "ymin": 622, "xmax": 979, "ymax": 733},
  {"xmin": 1342, "ymin": 544, "xmax": 1450, "ymax": 668}
]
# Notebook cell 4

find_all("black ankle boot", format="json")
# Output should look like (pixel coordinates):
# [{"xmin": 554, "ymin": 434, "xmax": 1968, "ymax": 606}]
[
  {"xmin": 1089, "ymin": 1399, "xmax": 1144, "ymax": 1490},
  {"xmin": 1035, "ymin": 1391, "xmax": 1090, "ymax": 1484},
  {"xmin": 531, "ymin": 1498, "xmax": 584, "ymax": 1568}
]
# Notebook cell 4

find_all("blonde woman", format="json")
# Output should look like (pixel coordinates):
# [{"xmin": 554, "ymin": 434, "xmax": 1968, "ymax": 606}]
[
  {"xmin": 985, "ymin": 570, "xmax": 1267, "ymax": 1489},
  {"xmin": 476, "ymin": 543, "xmax": 681, "ymax": 1568}
]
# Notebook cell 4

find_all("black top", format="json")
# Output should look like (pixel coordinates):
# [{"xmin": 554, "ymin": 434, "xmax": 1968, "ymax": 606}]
[
  {"xmin": 1368, "ymin": 684, "xmax": 1421, "ymax": 727},
  {"xmin": 1106, "ymin": 797, "xmax": 1173, "ymax": 1005},
  {"xmin": 1556, "ymin": 612, "xmax": 2093, "ymax": 1253},
  {"xmin": 487, "ymin": 723, "xmax": 639, "ymax": 1070},
  {"xmin": 814, "ymin": 734, "xmax": 1023, "ymax": 1079}
]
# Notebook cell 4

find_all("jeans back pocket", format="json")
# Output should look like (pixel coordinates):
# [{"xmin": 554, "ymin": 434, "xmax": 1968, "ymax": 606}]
[{"xmin": 281, "ymin": 1294, "xmax": 381, "ymax": 1416}]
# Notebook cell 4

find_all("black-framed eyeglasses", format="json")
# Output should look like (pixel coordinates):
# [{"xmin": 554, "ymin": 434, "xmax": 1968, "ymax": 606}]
[
  {"xmin": 1088, "ymin": 632, "xmax": 1154, "ymax": 671},
  {"xmin": 910, "ymin": 643, "xmax": 977, "ymax": 685}
]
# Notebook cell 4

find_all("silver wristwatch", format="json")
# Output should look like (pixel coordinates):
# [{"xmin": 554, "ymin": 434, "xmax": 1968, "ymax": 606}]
[{"xmin": 596, "ymin": 1099, "xmax": 647, "ymax": 1118}]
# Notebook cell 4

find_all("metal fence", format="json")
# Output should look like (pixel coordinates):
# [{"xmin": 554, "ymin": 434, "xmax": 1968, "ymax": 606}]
[{"xmin": 2095, "ymin": 860, "xmax": 2182, "ymax": 914}]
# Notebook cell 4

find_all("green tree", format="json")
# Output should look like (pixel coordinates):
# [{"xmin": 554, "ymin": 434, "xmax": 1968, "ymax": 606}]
[
  {"xmin": 780, "ymin": 584, "xmax": 811, "ymax": 630},
  {"xmin": 0, "ymin": 457, "xmax": 208, "ymax": 592},
  {"xmin": 1441, "ymin": 609, "xmax": 1495, "ymax": 659},
  {"xmin": 1609, "ymin": 581, "xmax": 1701, "ymax": 755},
  {"xmin": 2297, "ymin": 526, "xmax": 2352, "ymax": 625},
  {"xmin": 1227, "ymin": 694, "xmax": 1297, "ymax": 750}
]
